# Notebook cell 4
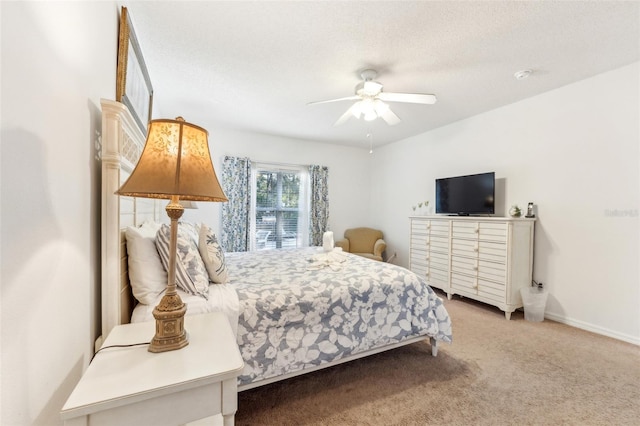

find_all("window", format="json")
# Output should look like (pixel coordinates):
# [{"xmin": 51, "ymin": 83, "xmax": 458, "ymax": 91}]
[{"xmin": 250, "ymin": 164, "xmax": 309, "ymax": 250}]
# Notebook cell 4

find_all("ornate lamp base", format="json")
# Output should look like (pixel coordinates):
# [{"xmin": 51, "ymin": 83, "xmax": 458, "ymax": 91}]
[{"xmin": 148, "ymin": 293, "xmax": 189, "ymax": 353}]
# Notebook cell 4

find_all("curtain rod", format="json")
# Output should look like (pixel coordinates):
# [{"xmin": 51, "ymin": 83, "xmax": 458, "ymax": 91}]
[{"xmin": 224, "ymin": 155, "xmax": 327, "ymax": 170}]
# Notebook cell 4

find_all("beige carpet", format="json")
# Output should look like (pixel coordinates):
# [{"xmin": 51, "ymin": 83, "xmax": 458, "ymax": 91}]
[{"xmin": 236, "ymin": 291, "xmax": 640, "ymax": 425}]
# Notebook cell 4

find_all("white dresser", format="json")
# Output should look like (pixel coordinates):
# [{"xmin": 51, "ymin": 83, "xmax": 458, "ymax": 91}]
[{"xmin": 409, "ymin": 216, "xmax": 535, "ymax": 319}]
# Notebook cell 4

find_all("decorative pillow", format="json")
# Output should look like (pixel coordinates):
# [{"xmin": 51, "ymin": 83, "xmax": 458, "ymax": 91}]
[
  {"xmin": 155, "ymin": 222, "xmax": 210, "ymax": 299},
  {"xmin": 198, "ymin": 224, "xmax": 229, "ymax": 284},
  {"xmin": 125, "ymin": 222, "xmax": 167, "ymax": 305}
]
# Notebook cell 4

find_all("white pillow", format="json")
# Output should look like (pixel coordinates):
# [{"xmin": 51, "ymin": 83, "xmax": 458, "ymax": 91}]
[
  {"xmin": 125, "ymin": 222, "xmax": 167, "ymax": 305},
  {"xmin": 198, "ymin": 224, "xmax": 229, "ymax": 284},
  {"xmin": 155, "ymin": 222, "xmax": 210, "ymax": 299}
]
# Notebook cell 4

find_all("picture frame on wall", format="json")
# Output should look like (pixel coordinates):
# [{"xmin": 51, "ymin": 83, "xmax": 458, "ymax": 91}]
[{"xmin": 116, "ymin": 6, "xmax": 153, "ymax": 133}]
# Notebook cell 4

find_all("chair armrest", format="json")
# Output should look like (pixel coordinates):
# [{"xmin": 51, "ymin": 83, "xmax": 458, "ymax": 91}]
[
  {"xmin": 373, "ymin": 239, "xmax": 386, "ymax": 258},
  {"xmin": 335, "ymin": 238, "xmax": 349, "ymax": 252}
]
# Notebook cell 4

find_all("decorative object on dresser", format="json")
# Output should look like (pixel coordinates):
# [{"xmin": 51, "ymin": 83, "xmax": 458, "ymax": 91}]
[
  {"xmin": 509, "ymin": 205, "xmax": 522, "ymax": 218},
  {"xmin": 409, "ymin": 216, "xmax": 535, "ymax": 319},
  {"xmin": 116, "ymin": 117, "xmax": 228, "ymax": 352},
  {"xmin": 525, "ymin": 202, "xmax": 536, "ymax": 218}
]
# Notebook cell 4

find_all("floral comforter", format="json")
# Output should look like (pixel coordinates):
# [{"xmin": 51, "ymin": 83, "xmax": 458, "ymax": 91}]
[{"xmin": 225, "ymin": 247, "xmax": 452, "ymax": 386}]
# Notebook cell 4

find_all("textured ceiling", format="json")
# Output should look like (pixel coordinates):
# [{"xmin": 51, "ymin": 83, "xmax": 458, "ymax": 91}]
[{"xmin": 124, "ymin": 1, "xmax": 639, "ymax": 149}]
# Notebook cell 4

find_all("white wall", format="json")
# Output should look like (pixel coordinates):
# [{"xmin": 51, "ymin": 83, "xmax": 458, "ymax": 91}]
[
  {"xmin": 0, "ymin": 2, "xmax": 117, "ymax": 425},
  {"xmin": 179, "ymin": 128, "xmax": 373, "ymax": 242},
  {"xmin": 372, "ymin": 62, "xmax": 640, "ymax": 344}
]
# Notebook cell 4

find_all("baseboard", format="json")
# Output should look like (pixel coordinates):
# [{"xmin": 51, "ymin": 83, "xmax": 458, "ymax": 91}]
[{"xmin": 544, "ymin": 312, "xmax": 640, "ymax": 346}]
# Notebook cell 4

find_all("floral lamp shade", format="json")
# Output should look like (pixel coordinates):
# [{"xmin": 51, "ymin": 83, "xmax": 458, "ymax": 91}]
[{"xmin": 117, "ymin": 117, "xmax": 227, "ymax": 202}]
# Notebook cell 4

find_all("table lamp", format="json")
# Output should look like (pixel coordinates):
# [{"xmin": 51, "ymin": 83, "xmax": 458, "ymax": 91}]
[{"xmin": 116, "ymin": 117, "xmax": 227, "ymax": 352}]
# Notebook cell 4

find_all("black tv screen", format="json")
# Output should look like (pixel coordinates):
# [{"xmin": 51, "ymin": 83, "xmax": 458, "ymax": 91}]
[{"xmin": 435, "ymin": 172, "xmax": 495, "ymax": 215}]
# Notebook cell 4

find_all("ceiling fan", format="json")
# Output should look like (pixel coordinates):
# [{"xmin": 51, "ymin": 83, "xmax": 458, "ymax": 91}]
[{"xmin": 308, "ymin": 69, "xmax": 437, "ymax": 126}]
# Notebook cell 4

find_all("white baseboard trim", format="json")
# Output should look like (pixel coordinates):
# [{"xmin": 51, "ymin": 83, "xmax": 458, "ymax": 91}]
[{"xmin": 544, "ymin": 312, "xmax": 640, "ymax": 346}]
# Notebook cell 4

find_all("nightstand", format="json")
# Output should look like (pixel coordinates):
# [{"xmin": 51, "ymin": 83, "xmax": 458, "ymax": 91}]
[{"xmin": 61, "ymin": 312, "xmax": 244, "ymax": 426}]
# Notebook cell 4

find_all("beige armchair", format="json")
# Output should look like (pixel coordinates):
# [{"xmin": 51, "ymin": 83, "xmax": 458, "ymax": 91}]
[{"xmin": 335, "ymin": 227, "xmax": 386, "ymax": 261}]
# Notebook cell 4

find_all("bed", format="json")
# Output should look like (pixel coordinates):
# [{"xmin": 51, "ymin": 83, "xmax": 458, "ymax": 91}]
[{"xmin": 99, "ymin": 99, "xmax": 452, "ymax": 392}]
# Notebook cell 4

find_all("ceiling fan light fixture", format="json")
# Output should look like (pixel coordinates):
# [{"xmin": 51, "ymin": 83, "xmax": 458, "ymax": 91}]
[
  {"xmin": 361, "ymin": 99, "xmax": 377, "ymax": 121},
  {"xmin": 310, "ymin": 68, "xmax": 436, "ymax": 127},
  {"xmin": 358, "ymin": 80, "xmax": 383, "ymax": 97},
  {"xmin": 364, "ymin": 111, "xmax": 377, "ymax": 121},
  {"xmin": 373, "ymin": 99, "xmax": 389, "ymax": 114}
]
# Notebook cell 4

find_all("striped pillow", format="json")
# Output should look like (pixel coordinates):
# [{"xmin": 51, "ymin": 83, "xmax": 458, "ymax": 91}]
[{"xmin": 155, "ymin": 222, "xmax": 209, "ymax": 299}]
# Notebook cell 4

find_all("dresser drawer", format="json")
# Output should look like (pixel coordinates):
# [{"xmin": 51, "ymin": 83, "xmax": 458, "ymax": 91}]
[
  {"xmin": 427, "ymin": 267, "xmax": 449, "ymax": 287},
  {"xmin": 410, "ymin": 263, "xmax": 427, "ymax": 279},
  {"xmin": 410, "ymin": 239, "xmax": 428, "ymax": 252},
  {"xmin": 451, "ymin": 221, "xmax": 508, "ymax": 242},
  {"xmin": 478, "ymin": 222, "xmax": 508, "ymax": 242},
  {"xmin": 428, "ymin": 251, "xmax": 450, "ymax": 270},
  {"xmin": 478, "ymin": 278, "xmax": 506, "ymax": 303},
  {"xmin": 477, "ymin": 260, "xmax": 506, "ymax": 283},
  {"xmin": 409, "ymin": 250, "xmax": 429, "ymax": 269},
  {"xmin": 411, "ymin": 220, "xmax": 429, "ymax": 233},
  {"xmin": 451, "ymin": 255, "xmax": 477, "ymax": 275},
  {"xmin": 429, "ymin": 221, "xmax": 450, "ymax": 238},
  {"xmin": 429, "ymin": 236, "xmax": 449, "ymax": 252},
  {"xmin": 451, "ymin": 238, "xmax": 478, "ymax": 257},
  {"xmin": 451, "ymin": 272, "xmax": 477, "ymax": 291},
  {"xmin": 478, "ymin": 241, "xmax": 506, "ymax": 263},
  {"xmin": 452, "ymin": 222, "xmax": 479, "ymax": 239}
]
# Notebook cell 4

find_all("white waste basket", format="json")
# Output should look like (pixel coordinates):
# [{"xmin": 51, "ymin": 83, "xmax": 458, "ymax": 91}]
[{"xmin": 520, "ymin": 286, "xmax": 548, "ymax": 322}]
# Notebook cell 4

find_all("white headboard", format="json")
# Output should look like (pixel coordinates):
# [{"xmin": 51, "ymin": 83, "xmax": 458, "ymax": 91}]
[{"xmin": 99, "ymin": 99, "xmax": 161, "ymax": 348}]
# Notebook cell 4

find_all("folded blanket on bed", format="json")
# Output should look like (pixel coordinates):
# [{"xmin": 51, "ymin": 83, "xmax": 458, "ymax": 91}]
[{"xmin": 307, "ymin": 247, "xmax": 347, "ymax": 271}]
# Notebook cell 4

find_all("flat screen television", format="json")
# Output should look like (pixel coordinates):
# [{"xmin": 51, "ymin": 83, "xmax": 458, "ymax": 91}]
[{"xmin": 435, "ymin": 172, "xmax": 495, "ymax": 215}]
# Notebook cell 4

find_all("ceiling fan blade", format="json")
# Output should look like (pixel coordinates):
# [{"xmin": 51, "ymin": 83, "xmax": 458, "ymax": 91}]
[
  {"xmin": 378, "ymin": 92, "xmax": 437, "ymax": 104},
  {"xmin": 307, "ymin": 96, "xmax": 360, "ymax": 106},
  {"xmin": 374, "ymin": 101, "xmax": 401, "ymax": 126},
  {"xmin": 334, "ymin": 103, "xmax": 358, "ymax": 126}
]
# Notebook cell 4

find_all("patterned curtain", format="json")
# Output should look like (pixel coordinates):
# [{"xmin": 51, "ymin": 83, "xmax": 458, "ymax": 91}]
[
  {"xmin": 221, "ymin": 156, "xmax": 252, "ymax": 252},
  {"xmin": 309, "ymin": 165, "xmax": 329, "ymax": 246}
]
